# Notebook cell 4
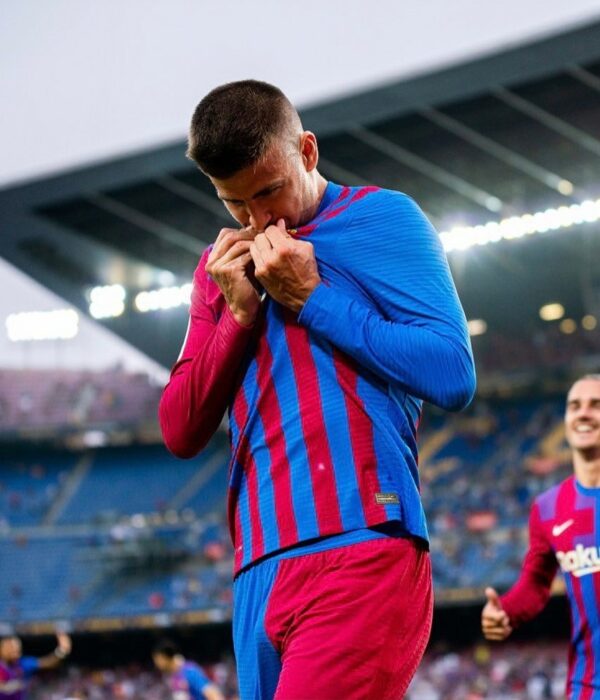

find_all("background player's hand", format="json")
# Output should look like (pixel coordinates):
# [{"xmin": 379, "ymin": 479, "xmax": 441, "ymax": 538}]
[
  {"xmin": 56, "ymin": 632, "xmax": 72, "ymax": 656},
  {"xmin": 481, "ymin": 587, "xmax": 513, "ymax": 641},
  {"xmin": 250, "ymin": 219, "xmax": 321, "ymax": 312},
  {"xmin": 206, "ymin": 227, "xmax": 260, "ymax": 325}
]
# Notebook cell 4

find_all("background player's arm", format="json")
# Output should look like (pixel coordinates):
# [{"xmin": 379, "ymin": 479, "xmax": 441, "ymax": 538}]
[
  {"xmin": 202, "ymin": 683, "xmax": 225, "ymax": 700},
  {"xmin": 36, "ymin": 632, "xmax": 71, "ymax": 669},
  {"xmin": 159, "ymin": 233, "xmax": 258, "ymax": 458},
  {"xmin": 482, "ymin": 503, "xmax": 557, "ymax": 639},
  {"xmin": 296, "ymin": 193, "xmax": 475, "ymax": 411},
  {"xmin": 184, "ymin": 665, "xmax": 224, "ymax": 700}
]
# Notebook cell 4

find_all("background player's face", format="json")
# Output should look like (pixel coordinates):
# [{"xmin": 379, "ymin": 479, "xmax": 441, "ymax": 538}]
[
  {"xmin": 565, "ymin": 378, "xmax": 600, "ymax": 453},
  {"xmin": 0, "ymin": 637, "xmax": 22, "ymax": 662},
  {"xmin": 152, "ymin": 652, "xmax": 171, "ymax": 673},
  {"xmin": 210, "ymin": 132, "xmax": 319, "ymax": 232}
]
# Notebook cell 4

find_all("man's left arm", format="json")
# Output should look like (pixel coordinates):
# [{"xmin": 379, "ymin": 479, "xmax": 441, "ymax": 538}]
[{"xmin": 252, "ymin": 194, "xmax": 475, "ymax": 411}]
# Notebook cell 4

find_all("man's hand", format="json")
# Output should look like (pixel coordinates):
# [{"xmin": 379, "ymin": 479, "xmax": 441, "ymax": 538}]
[
  {"xmin": 481, "ymin": 587, "xmax": 513, "ymax": 641},
  {"xmin": 250, "ymin": 219, "xmax": 321, "ymax": 313},
  {"xmin": 205, "ymin": 227, "xmax": 260, "ymax": 326}
]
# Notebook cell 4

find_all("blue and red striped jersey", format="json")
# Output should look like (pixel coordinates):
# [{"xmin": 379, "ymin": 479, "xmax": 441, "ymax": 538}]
[
  {"xmin": 0, "ymin": 656, "xmax": 38, "ymax": 700},
  {"xmin": 502, "ymin": 476, "xmax": 600, "ymax": 698},
  {"xmin": 160, "ymin": 182, "xmax": 475, "ymax": 574}
]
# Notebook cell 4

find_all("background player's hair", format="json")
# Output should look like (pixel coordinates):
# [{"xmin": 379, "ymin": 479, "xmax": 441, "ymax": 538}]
[
  {"xmin": 152, "ymin": 639, "xmax": 180, "ymax": 658},
  {"xmin": 571, "ymin": 373, "xmax": 600, "ymax": 388},
  {"xmin": 187, "ymin": 79, "xmax": 302, "ymax": 178}
]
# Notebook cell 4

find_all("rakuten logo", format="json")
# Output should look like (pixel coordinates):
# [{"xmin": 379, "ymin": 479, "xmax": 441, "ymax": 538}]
[{"xmin": 557, "ymin": 544, "xmax": 600, "ymax": 578}]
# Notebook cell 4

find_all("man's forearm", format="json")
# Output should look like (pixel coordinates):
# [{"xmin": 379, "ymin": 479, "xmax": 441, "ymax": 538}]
[
  {"xmin": 159, "ymin": 306, "xmax": 255, "ymax": 458},
  {"xmin": 500, "ymin": 570, "xmax": 554, "ymax": 629},
  {"xmin": 298, "ymin": 282, "xmax": 475, "ymax": 411}
]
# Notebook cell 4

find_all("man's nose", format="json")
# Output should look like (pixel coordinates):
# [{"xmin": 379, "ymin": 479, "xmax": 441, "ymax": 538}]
[{"xmin": 247, "ymin": 204, "xmax": 271, "ymax": 232}]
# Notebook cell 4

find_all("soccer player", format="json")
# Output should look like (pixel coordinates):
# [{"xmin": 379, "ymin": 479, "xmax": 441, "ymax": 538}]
[
  {"xmin": 482, "ymin": 374, "xmax": 600, "ymax": 699},
  {"xmin": 152, "ymin": 640, "xmax": 224, "ymax": 700},
  {"xmin": 0, "ymin": 632, "xmax": 71, "ymax": 699},
  {"xmin": 159, "ymin": 80, "xmax": 475, "ymax": 699}
]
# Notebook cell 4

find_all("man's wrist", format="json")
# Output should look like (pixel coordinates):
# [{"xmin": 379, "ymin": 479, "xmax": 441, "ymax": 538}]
[
  {"xmin": 230, "ymin": 306, "xmax": 257, "ymax": 327},
  {"xmin": 54, "ymin": 647, "xmax": 68, "ymax": 659}
]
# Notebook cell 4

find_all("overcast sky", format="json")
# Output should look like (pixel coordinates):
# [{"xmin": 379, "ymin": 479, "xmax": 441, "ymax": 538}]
[{"xmin": 2, "ymin": 0, "xmax": 600, "ymax": 187}]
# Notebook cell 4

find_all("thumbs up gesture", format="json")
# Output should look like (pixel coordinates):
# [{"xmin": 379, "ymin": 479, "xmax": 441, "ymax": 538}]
[{"xmin": 481, "ymin": 587, "xmax": 513, "ymax": 641}]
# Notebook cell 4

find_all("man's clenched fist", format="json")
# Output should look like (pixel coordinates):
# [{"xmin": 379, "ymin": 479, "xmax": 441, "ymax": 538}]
[
  {"xmin": 250, "ymin": 219, "xmax": 321, "ymax": 312},
  {"xmin": 206, "ymin": 227, "xmax": 260, "ymax": 326}
]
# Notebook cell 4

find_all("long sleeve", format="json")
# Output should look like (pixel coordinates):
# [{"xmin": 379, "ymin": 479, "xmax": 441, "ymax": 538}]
[
  {"xmin": 500, "ymin": 503, "xmax": 558, "ymax": 628},
  {"xmin": 297, "ymin": 192, "xmax": 475, "ymax": 411},
  {"xmin": 158, "ymin": 249, "xmax": 256, "ymax": 458}
]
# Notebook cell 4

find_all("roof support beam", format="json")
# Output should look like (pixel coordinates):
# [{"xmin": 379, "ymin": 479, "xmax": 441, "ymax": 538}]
[
  {"xmin": 493, "ymin": 86, "xmax": 600, "ymax": 159},
  {"xmin": 350, "ymin": 126, "xmax": 503, "ymax": 213},
  {"xmin": 419, "ymin": 107, "xmax": 574, "ymax": 196}
]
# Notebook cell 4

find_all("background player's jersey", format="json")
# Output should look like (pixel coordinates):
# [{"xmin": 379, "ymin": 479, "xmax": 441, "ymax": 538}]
[
  {"xmin": 160, "ymin": 182, "xmax": 475, "ymax": 574},
  {"xmin": 169, "ymin": 660, "xmax": 211, "ymax": 700},
  {"xmin": 0, "ymin": 657, "xmax": 38, "ymax": 700},
  {"xmin": 501, "ymin": 476, "xmax": 600, "ymax": 698}
]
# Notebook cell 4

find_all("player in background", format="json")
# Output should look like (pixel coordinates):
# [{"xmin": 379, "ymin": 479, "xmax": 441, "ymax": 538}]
[
  {"xmin": 152, "ymin": 640, "xmax": 224, "ymax": 700},
  {"xmin": 159, "ymin": 79, "xmax": 475, "ymax": 699},
  {"xmin": 482, "ymin": 374, "xmax": 600, "ymax": 699},
  {"xmin": 0, "ymin": 632, "xmax": 71, "ymax": 699}
]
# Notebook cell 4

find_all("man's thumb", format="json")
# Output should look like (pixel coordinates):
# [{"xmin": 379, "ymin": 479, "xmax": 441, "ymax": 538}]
[{"xmin": 485, "ymin": 587, "xmax": 502, "ymax": 609}]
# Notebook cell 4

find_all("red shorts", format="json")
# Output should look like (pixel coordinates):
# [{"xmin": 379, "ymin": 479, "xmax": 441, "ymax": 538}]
[{"xmin": 233, "ymin": 534, "xmax": 433, "ymax": 700}]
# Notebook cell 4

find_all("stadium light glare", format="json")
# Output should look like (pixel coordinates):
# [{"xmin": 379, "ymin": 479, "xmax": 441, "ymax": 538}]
[
  {"xmin": 88, "ymin": 285, "xmax": 126, "ymax": 319},
  {"xmin": 440, "ymin": 197, "xmax": 600, "ymax": 252},
  {"xmin": 539, "ymin": 303, "xmax": 565, "ymax": 322},
  {"xmin": 559, "ymin": 318, "xmax": 577, "ymax": 334},
  {"xmin": 6, "ymin": 309, "xmax": 79, "ymax": 342},
  {"xmin": 557, "ymin": 179, "xmax": 574, "ymax": 196},
  {"xmin": 467, "ymin": 319, "xmax": 487, "ymax": 337},
  {"xmin": 582, "ymin": 315, "xmax": 598, "ymax": 331},
  {"xmin": 135, "ymin": 283, "xmax": 192, "ymax": 313}
]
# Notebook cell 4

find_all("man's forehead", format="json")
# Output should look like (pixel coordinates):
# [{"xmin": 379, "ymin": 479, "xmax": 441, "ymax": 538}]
[
  {"xmin": 567, "ymin": 379, "xmax": 600, "ymax": 401},
  {"xmin": 213, "ymin": 150, "xmax": 291, "ymax": 199}
]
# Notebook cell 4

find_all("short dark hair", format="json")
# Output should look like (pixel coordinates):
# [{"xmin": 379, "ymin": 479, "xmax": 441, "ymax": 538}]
[
  {"xmin": 187, "ymin": 79, "xmax": 301, "ymax": 179},
  {"xmin": 152, "ymin": 639, "xmax": 180, "ymax": 658}
]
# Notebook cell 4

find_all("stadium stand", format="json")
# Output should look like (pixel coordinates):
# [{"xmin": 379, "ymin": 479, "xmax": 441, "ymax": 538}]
[
  {"xmin": 28, "ymin": 657, "xmax": 240, "ymax": 700},
  {"xmin": 0, "ymin": 391, "xmax": 575, "ymax": 627},
  {"xmin": 26, "ymin": 641, "xmax": 568, "ymax": 699},
  {"xmin": 406, "ymin": 641, "xmax": 568, "ymax": 699},
  {"xmin": 0, "ymin": 368, "xmax": 163, "ymax": 434}
]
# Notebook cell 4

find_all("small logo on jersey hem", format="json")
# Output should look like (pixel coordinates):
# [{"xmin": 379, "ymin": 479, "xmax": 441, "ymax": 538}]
[
  {"xmin": 552, "ymin": 519, "xmax": 574, "ymax": 537},
  {"xmin": 375, "ymin": 493, "xmax": 399, "ymax": 505}
]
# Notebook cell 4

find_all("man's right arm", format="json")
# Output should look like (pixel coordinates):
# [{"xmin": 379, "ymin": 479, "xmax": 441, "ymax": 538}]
[
  {"xmin": 158, "ymin": 244, "xmax": 257, "ymax": 459},
  {"xmin": 482, "ymin": 502, "xmax": 557, "ymax": 639}
]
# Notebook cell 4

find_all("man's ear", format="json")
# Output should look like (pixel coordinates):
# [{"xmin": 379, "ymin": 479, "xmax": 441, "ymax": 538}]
[{"xmin": 300, "ymin": 132, "xmax": 319, "ymax": 172}]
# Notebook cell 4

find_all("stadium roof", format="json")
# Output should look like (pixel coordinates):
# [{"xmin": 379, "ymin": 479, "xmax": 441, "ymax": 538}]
[{"xmin": 2, "ymin": 20, "xmax": 600, "ymax": 368}]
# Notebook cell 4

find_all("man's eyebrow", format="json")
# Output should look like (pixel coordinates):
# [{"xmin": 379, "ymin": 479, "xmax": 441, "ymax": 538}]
[
  {"xmin": 251, "ymin": 181, "xmax": 285, "ymax": 199},
  {"xmin": 219, "ymin": 181, "xmax": 285, "ymax": 203}
]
